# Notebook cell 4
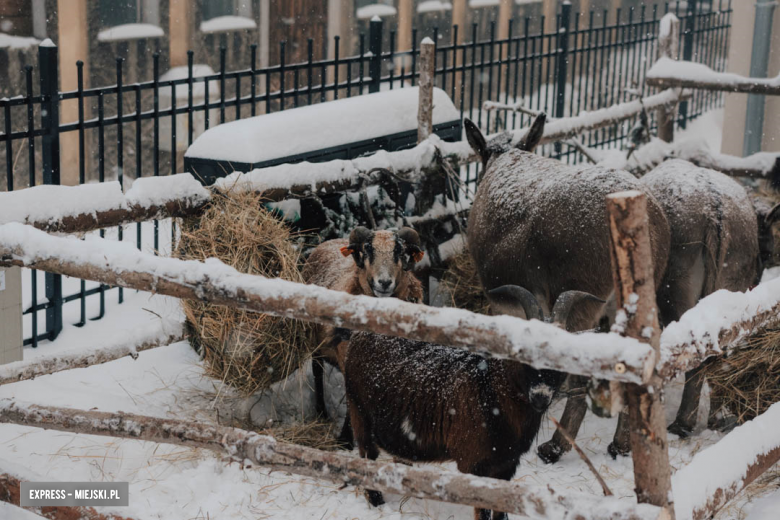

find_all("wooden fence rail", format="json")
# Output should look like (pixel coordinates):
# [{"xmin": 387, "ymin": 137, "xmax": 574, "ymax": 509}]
[
  {"xmin": 646, "ymin": 58, "xmax": 780, "ymax": 96},
  {"xmin": 0, "ymin": 222, "xmax": 652, "ymax": 383},
  {"xmin": 0, "ymin": 401, "xmax": 666, "ymax": 520}
]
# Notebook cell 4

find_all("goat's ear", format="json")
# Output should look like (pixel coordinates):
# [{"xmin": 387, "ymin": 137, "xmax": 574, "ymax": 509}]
[
  {"xmin": 487, "ymin": 285, "xmax": 543, "ymax": 320},
  {"xmin": 516, "ymin": 113, "xmax": 546, "ymax": 152},
  {"xmin": 464, "ymin": 118, "xmax": 489, "ymax": 165},
  {"xmin": 551, "ymin": 290, "xmax": 605, "ymax": 331}
]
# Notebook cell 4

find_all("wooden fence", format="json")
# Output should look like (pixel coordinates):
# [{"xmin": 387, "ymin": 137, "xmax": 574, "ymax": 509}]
[{"xmin": 1, "ymin": 21, "xmax": 780, "ymax": 520}]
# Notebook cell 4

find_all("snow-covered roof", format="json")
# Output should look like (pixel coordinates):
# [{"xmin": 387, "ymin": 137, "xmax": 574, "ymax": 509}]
[
  {"xmin": 97, "ymin": 23, "xmax": 164, "ymax": 42},
  {"xmin": 356, "ymin": 4, "xmax": 398, "ymax": 20},
  {"xmin": 159, "ymin": 65, "xmax": 219, "ymax": 100},
  {"xmin": 418, "ymin": 1, "xmax": 452, "ymax": 13},
  {"xmin": 469, "ymin": 0, "xmax": 499, "ymax": 8},
  {"xmin": 200, "ymin": 15, "xmax": 257, "ymax": 34},
  {"xmin": 186, "ymin": 87, "xmax": 460, "ymax": 164},
  {"xmin": 0, "ymin": 32, "xmax": 40, "ymax": 49}
]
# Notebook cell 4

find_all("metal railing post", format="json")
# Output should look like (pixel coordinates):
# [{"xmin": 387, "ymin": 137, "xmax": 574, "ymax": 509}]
[
  {"xmin": 38, "ymin": 40, "xmax": 62, "ymax": 341},
  {"xmin": 554, "ymin": 2, "xmax": 571, "ymax": 155},
  {"xmin": 369, "ymin": 16, "xmax": 384, "ymax": 93}
]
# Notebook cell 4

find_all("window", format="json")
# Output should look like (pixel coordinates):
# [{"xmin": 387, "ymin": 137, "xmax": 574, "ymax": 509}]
[
  {"xmin": 98, "ymin": 0, "xmax": 160, "ymax": 28},
  {"xmin": 202, "ymin": 0, "xmax": 253, "ymax": 21}
]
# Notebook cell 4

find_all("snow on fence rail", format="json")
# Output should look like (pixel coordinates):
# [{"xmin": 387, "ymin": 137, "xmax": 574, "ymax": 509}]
[
  {"xmin": 0, "ymin": 332, "xmax": 184, "ymax": 386},
  {"xmin": 658, "ymin": 277, "xmax": 780, "ymax": 380},
  {"xmin": 0, "ymin": 223, "xmax": 652, "ymax": 383},
  {"xmin": 672, "ymin": 401, "xmax": 780, "ymax": 520},
  {"xmin": 0, "ymin": 401, "xmax": 666, "ymax": 520},
  {"xmin": 0, "ymin": 173, "xmax": 210, "ymax": 234},
  {"xmin": 646, "ymin": 58, "xmax": 780, "ymax": 96}
]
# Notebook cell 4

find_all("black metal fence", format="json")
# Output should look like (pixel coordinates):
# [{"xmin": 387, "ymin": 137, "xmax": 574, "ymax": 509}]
[{"xmin": 0, "ymin": 1, "xmax": 733, "ymax": 347}]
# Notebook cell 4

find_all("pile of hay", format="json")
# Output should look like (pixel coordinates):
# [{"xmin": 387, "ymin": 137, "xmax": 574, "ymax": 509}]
[
  {"xmin": 178, "ymin": 191, "xmax": 314, "ymax": 396},
  {"xmin": 705, "ymin": 328, "xmax": 780, "ymax": 424},
  {"xmin": 439, "ymin": 251, "xmax": 491, "ymax": 315}
]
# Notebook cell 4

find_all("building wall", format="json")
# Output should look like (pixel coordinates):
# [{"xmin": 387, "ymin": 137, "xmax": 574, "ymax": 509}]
[{"xmin": 721, "ymin": 2, "xmax": 780, "ymax": 156}]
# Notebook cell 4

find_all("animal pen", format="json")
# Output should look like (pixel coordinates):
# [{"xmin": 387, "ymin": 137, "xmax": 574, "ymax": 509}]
[
  {"xmin": 2, "ymin": 3, "xmax": 780, "ymax": 520},
  {"xmin": 0, "ymin": 1, "xmax": 733, "ymax": 348}
]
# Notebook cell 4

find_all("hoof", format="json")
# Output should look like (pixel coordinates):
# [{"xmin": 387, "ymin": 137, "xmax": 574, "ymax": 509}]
[
  {"xmin": 707, "ymin": 416, "xmax": 737, "ymax": 433},
  {"xmin": 607, "ymin": 441, "xmax": 630, "ymax": 460},
  {"xmin": 537, "ymin": 441, "xmax": 564, "ymax": 464},
  {"xmin": 365, "ymin": 489, "xmax": 385, "ymax": 507},
  {"xmin": 667, "ymin": 420, "xmax": 693, "ymax": 439}
]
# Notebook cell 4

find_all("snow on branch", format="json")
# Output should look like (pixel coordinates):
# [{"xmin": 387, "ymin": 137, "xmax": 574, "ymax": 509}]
[
  {"xmin": 672, "ymin": 402, "xmax": 780, "ymax": 520},
  {"xmin": 658, "ymin": 277, "xmax": 780, "ymax": 380},
  {"xmin": 0, "ymin": 223, "xmax": 652, "ymax": 383},
  {"xmin": 646, "ymin": 57, "xmax": 780, "ymax": 95},
  {"xmin": 0, "ymin": 174, "xmax": 210, "ymax": 234},
  {"xmin": 600, "ymin": 137, "xmax": 780, "ymax": 183},
  {"xmin": 0, "ymin": 401, "xmax": 665, "ymax": 520},
  {"xmin": 0, "ymin": 332, "xmax": 184, "ymax": 387}
]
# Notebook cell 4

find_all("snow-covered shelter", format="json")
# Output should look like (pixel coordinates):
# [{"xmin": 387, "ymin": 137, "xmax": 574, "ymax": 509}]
[{"xmin": 184, "ymin": 87, "xmax": 461, "ymax": 185}]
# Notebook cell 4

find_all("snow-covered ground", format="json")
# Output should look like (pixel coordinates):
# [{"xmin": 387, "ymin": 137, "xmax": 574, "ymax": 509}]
[{"xmin": 1, "ymin": 283, "xmax": 777, "ymax": 520}]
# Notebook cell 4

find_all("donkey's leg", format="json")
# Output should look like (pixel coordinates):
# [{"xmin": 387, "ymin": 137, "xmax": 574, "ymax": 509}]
[
  {"xmin": 668, "ymin": 363, "xmax": 707, "ymax": 438},
  {"xmin": 538, "ymin": 376, "xmax": 588, "ymax": 464}
]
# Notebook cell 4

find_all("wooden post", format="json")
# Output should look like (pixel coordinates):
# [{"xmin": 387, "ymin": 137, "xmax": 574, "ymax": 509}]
[
  {"xmin": 606, "ymin": 191, "xmax": 675, "ymax": 518},
  {"xmin": 452, "ymin": 0, "xmax": 467, "ymax": 106},
  {"xmin": 418, "ymin": 37, "xmax": 435, "ymax": 143},
  {"xmin": 656, "ymin": 14, "xmax": 680, "ymax": 143},
  {"xmin": 498, "ymin": 0, "xmax": 513, "ymax": 40}
]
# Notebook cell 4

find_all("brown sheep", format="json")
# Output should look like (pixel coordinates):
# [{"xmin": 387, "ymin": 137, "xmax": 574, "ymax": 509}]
[
  {"xmin": 302, "ymin": 226, "xmax": 425, "ymax": 446},
  {"xmin": 342, "ymin": 285, "xmax": 598, "ymax": 520}
]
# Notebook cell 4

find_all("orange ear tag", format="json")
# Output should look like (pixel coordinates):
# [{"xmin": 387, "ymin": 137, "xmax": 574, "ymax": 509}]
[
  {"xmin": 412, "ymin": 251, "xmax": 425, "ymax": 263},
  {"xmin": 340, "ymin": 246, "xmax": 354, "ymax": 257}
]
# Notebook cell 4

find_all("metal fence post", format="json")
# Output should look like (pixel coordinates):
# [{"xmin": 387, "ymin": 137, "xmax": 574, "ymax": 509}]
[
  {"xmin": 678, "ymin": 0, "xmax": 697, "ymax": 129},
  {"xmin": 369, "ymin": 16, "xmax": 384, "ymax": 93},
  {"xmin": 554, "ymin": 2, "xmax": 571, "ymax": 154},
  {"xmin": 39, "ymin": 40, "xmax": 63, "ymax": 341}
]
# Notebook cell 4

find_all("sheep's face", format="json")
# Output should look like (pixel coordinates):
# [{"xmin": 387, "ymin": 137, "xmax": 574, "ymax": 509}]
[
  {"xmin": 526, "ymin": 368, "xmax": 566, "ymax": 413},
  {"xmin": 340, "ymin": 227, "xmax": 424, "ymax": 298}
]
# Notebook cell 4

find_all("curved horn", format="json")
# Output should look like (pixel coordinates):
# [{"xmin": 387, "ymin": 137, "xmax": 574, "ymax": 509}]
[
  {"xmin": 487, "ymin": 285, "xmax": 543, "ymax": 320},
  {"xmin": 397, "ymin": 227, "xmax": 421, "ymax": 247},
  {"xmin": 348, "ymin": 226, "xmax": 372, "ymax": 246},
  {"xmin": 515, "ymin": 113, "xmax": 546, "ymax": 152},
  {"xmin": 551, "ymin": 291, "xmax": 605, "ymax": 329},
  {"xmin": 766, "ymin": 203, "xmax": 780, "ymax": 225}
]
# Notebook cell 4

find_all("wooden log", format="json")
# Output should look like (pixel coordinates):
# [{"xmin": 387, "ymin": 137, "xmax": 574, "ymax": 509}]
[
  {"xmin": 0, "ymin": 333, "xmax": 184, "ymax": 386},
  {"xmin": 417, "ymin": 38, "xmax": 435, "ymax": 143},
  {"xmin": 655, "ymin": 14, "xmax": 679, "ymax": 143},
  {"xmin": 671, "ymin": 402, "xmax": 780, "ymax": 520},
  {"xmin": 646, "ymin": 74, "xmax": 780, "ymax": 96},
  {"xmin": 657, "ymin": 290, "xmax": 780, "ymax": 381},
  {"xmin": 33, "ymin": 199, "xmax": 206, "ymax": 235},
  {"xmin": 0, "ymin": 402, "xmax": 666, "ymax": 520},
  {"xmin": 606, "ymin": 191, "xmax": 675, "ymax": 518},
  {"xmin": 0, "ymin": 224, "xmax": 654, "ymax": 383},
  {"xmin": 0, "ymin": 472, "xmax": 136, "ymax": 520}
]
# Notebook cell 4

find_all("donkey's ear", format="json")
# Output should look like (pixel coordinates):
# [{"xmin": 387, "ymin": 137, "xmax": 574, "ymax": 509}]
[
  {"xmin": 464, "ymin": 118, "xmax": 490, "ymax": 165},
  {"xmin": 516, "ymin": 113, "xmax": 546, "ymax": 152}
]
